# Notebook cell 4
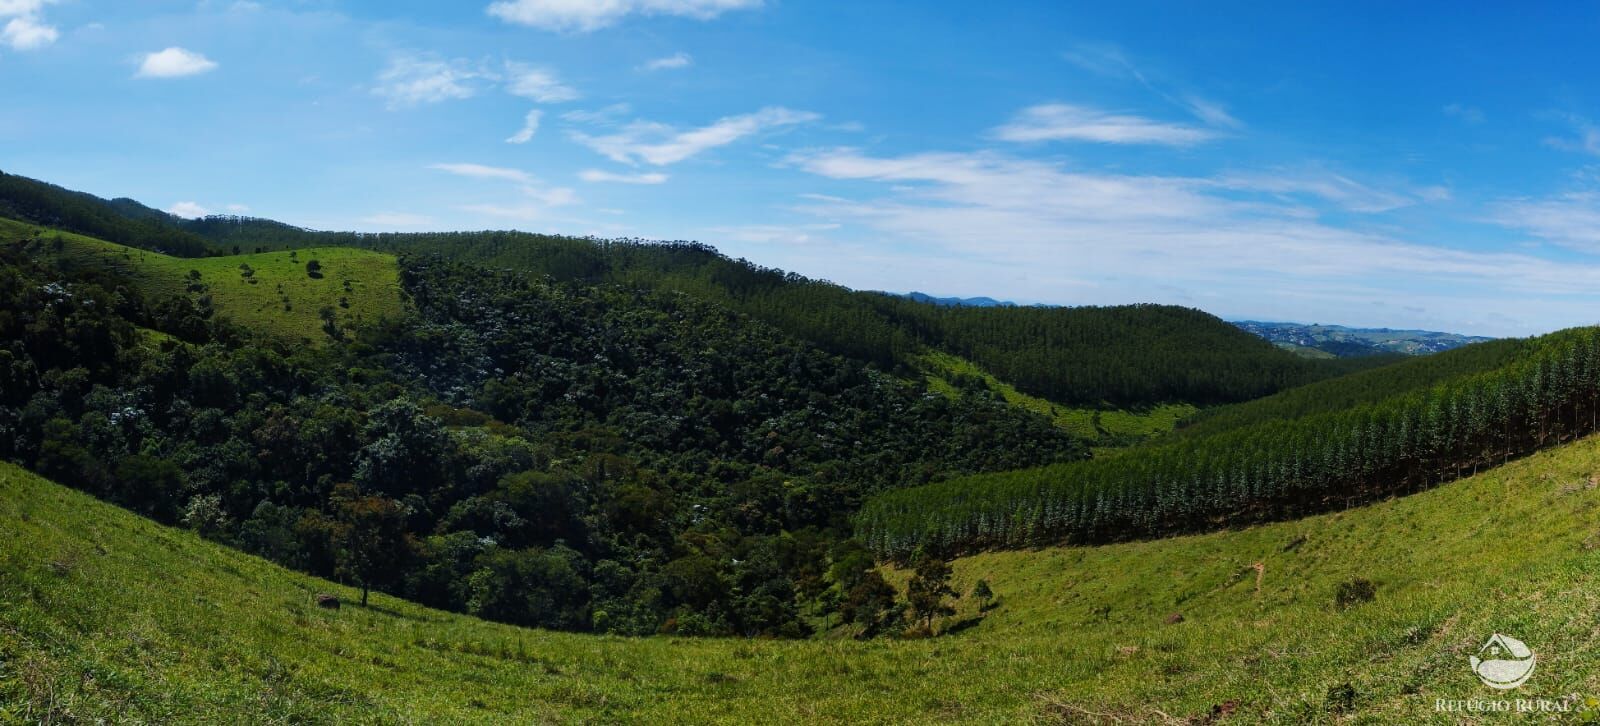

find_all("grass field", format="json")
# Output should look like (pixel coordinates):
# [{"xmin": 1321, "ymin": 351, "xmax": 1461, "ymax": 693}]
[
  {"xmin": 1, "ymin": 217, "xmax": 405, "ymax": 343},
  {"xmin": 8, "ymin": 433, "xmax": 1600, "ymax": 722},
  {"xmin": 919, "ymin": 350, "xmax": 1198, "ymax": 446}
]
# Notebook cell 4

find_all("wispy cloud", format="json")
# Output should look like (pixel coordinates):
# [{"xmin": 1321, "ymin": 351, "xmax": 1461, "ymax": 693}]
[
  {"xmin": 561, "ymin": 103, "xmax": 632, "ymax": 125},
  {"xmin": 579, "ymin": 169, "xmax": 669, "ymax": 184},
  {"xmin": 1214, "ymin": 169, "xmax": 1449, "ymax": 213},
  {"xmin": 373, "ymin": 55, "xmax": 482, "ymax": 108},
  {"xmin": 707, "ymin": 223, "xmax": 839, "ymax": 245},
  {"xmin": 135, "ymin": 47, "xmax": 218, "ymax": 79},
  {"xmin": 372, "ymin": 56, "xmax": 577, "ymax": 110},
  {"xmin": 786, "ymin": 147, "xmax": 1596, "ymax": 335},
  {"xmin": 642, "ymin": 52, "xmax": 693, "ymax": 71},
  {"xmin": 1444, "ymin": 103, "xmax": 1485, "ymax": 125},
  {"xmin": 429, "ymin": 163, "xmax": 532, "ymax": 183},
  {"xmin": 571, "ymin": 106, "xmax": 818, "ymax": 165},
  {"xmin": 432, "ymin": 163, "xmax": 578, "ymax": 222},
  {"xmin": 992, "ymin": 103, "xmax": 1217, "ymax": 145},
  {"xmin": 1060, "ymin": 43, "xmax": 1242, "ymax": 130},
  {"xmin": 503, "ymin": 61, "xmax": 578, "ymax": 102},
  {"xmin": 1182, "ymin": 96, "xmax": 1242, "ymax": 129},
  {"xmin": 1489, "ymin": 192, "xmax": 1600, "ymax": 252},
  {"xmin": 506, "ymin": 109, "xmax": 543, "ymax": 144},
  {"xmin": 1543, "ymin": 114, "xmax": 1600, "ymax": 156},
  {"xmin": 486, "ymin": 0, "xmax": 761, "ymax": 32}
]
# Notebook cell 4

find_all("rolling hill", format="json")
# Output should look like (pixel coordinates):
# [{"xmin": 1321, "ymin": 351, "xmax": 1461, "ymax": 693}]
[
  {"xmin": 1, "ymin": 217, "xmax": 405, "ymax": 344},
  {"xmin": 7, "ymin": 436, "xmax": 1600, "ymax": 722},
  {"xmin": 0, "ymin": 171, "xmax": 1393, "ymax": 415}
]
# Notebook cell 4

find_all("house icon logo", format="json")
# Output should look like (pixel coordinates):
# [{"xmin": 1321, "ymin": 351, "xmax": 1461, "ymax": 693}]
[{"xmin": 1469, "ymin": 633, "xmax": 1535, "ymax": 690}]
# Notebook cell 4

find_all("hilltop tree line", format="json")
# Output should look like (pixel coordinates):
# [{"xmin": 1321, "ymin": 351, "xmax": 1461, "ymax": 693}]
[
  {"xmin": 0, "ymin": 243, "xmax": 1081, "ymax": 636},
  {"xmin": 857, "ymin": 326, "xmax": 1600, "ymax": 559},
  {"xmin": 0, "ymin": 171, "xmax": 1391, "ymax": 409},
  {"xmin": 176, "ymin": 223, "xmax": 1388, "ymax": 408}
]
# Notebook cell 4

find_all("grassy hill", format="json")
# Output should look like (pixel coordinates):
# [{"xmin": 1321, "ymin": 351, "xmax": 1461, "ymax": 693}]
[
  {"xmin": 919, "ymin": 350, "xmax": 1197, "ymax": 446},
  {"xmin": 8, "ymin": 437, "xmax": 1600, "ymax": 722},
  {"xmin": 1, "ymin": 217, "xmax": 405, "ymax": 343}
]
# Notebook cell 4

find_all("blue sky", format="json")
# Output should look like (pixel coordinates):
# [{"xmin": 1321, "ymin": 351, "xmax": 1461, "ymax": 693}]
[{"xmin": 7, "ymin": 1, "xmax": 1600, "ymax": 336}]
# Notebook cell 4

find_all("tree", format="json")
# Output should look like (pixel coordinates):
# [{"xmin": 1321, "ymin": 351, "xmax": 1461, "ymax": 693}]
[
  {"xmin": 972, "ymin": 579, "xmax": 994, "ymax": 611},
  {"xmin": 330, "ymin": 483, "xmax": 415, "ymax": 606},
  {"xmin": 906, "ymin": 554, "xmax": 957, "ymax": 632},
  {"xmin": 843, "ymin": 570, "xmax": 902, "ymax": 638},
  {"xmin": 306, "ymin": 259, "xmax": 323, "ymax": 278}
]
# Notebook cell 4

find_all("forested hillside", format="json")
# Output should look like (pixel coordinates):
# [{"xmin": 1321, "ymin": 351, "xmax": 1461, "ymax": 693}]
[
  {"xmin": 0, "ymin": 172, "xmax": 1384, "ymax": 411},
  {"xmin": 0, "ymin": 227, "xmax": 1080, "ymax": 638},
  {"xmin": 858, "ymin": 325, "xmax": 1600, "ymax": 558}
]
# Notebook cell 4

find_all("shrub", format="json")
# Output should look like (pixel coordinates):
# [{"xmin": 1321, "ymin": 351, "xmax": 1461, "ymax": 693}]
[{"xmin": 1334, "ymin": 579, "xmax": 1376, "ymax": 609}]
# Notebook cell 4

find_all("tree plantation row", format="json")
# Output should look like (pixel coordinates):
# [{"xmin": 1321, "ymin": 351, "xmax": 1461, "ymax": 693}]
[{"xmin": 856, "ymin": 326, "xmax": 1600, "ymax": 559}]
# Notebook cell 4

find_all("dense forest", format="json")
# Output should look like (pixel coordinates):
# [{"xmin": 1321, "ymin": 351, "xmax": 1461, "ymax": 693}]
[
  {"xmin": 0, "ymin": 171, "xmax": 1385, "ymax": 410},
  {"xmin": 857, "ymin": 326, "xmax": 1596, "ymax": 559},
  {"xmin": 0, "ymin": 236, "xmax": 1081, "ymax": 637}
]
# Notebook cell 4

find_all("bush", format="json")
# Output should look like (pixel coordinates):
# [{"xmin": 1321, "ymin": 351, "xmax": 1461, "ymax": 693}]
[{"xmin": 1334, "ymin": 579, "xmax": 1376, "ymax": 609}]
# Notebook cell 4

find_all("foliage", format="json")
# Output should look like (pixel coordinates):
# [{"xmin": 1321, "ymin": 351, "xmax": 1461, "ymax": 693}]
[
  {"xmin": 9, "ymin": 432, "xmax": 1600, "ymax": 722},
  {"xmin": 0, "ymin": 217, "xmax": 405, "ymax": 345},
  {"xmin": 858, "ymin": 326, "xmax": 1600, "ymax": 559},
  {"xmin": 0, "ymin": 240, "xmax": 1081, "ymax": 637},
  {"xmin": 162, "ymin": 218, "xmax": 1379, "ymax": 409},
  {"xmin": 905, "ymin": 554, "xmax": 958, "ymax": 631},
  {"xmin": 0, "ymin": 171, "xmax": 216, "ymax": 256}
]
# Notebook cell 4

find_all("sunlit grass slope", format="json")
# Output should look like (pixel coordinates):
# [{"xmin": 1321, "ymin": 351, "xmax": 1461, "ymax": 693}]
[
  {"xmin": 919, "ymin": 350, "xmax": 1197, "ymax": 446},
  {"xmin": 1, "ymin": 217, "xmax": 404, "ymax": 342},
  {"xmin": 9, "ymin": 434, "xmax": 1600, "ymax": 722}
]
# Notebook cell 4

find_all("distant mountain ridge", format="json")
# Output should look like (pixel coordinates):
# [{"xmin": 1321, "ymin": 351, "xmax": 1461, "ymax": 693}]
[
  {"xmin": 1233, "ymin": 320, "xmax": 1493, "ymax": 358},
  {"xmin": 896, "ymin": 291, "xmax": 1017, "ymax": 307}
]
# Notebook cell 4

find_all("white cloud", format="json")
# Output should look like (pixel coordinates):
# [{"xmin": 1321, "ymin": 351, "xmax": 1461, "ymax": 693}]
[
  {"xmin": 1489, "ymin": 193, "xmax": 1600, "ymax": 252},
  {"xmin": 507, "ymin": 109, "xmax": 543, "ymax": 144},
  {"xmin": 579, "ymin": 169, "xmax": 669, "ymax": 184},
  {"xmin": 135, "ymin": 47, "xmax": 219, "ymax": 79},
  {"xmin": 707, "ymin": 223, "xmax": 838, "ymax": 245},
  {"xmin": 166, "ymin": 201, "xmax": 212, "ymax": 218},
  {"xmin": 486, "ymin": 0, "xmax": 760, "ymax": 32},
  {"xmin": 1214, "ymin": 170, "xmax": 1448, "ymax": 213},
  {"xmin": 1182, "ymin": 96, "xmax": 1242, "ymax": 129},
  {"xmin": 373, "ymin": 55, "xmax": 482, "ymax": 109},
  {"xmin": 0, "ymin": 1, "xmax": 54, "ymax": 14},
  {"xmin": 785, "ymin": 147, "xmax": 1600, "ymax": 335},
  {"xmin": 503, "ymin": 61, "xmax": 578, "ymax": 102},
  {"xmin": 561, "ymin": 103, "xmax": 632, "ymax": 125},
  {"xmin": 992, "ymin": 103, "xmax": 1216, "ymax": 145},
  {"xmin": 2, "ymin": 14, "xmax": 54, "ymax": 50},
  {"xmin": 1544, "ymin": 114, "xmax": 1600, "ymax": 156},
  {"xmin": 459, "ymin": 185, "xmax": 580, "ymax": 220},
  {"xmin": 571, "ymin": 106, "xmax": 819, "ymax": 165},
  {"xmin": 0, "ymin": 0, "xmax": 55, "ymax": 51},
  {"xmin": 522, "ymin": 185, "xmax": 579, "ymax": 206},
  {"xmin": 224, "ymin": 203, "xmax": 251, "ymax": 213},
  {"xmin": 361, "ymin": 212, "xmax": 436, "ymax": 228},
  {"xmin": 429, "ymin": 163, "xmax": 533, "ymax": 183},
  {"xmin": 642, "ymin": 52, "xmax": 692, "ymax": 71}
]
